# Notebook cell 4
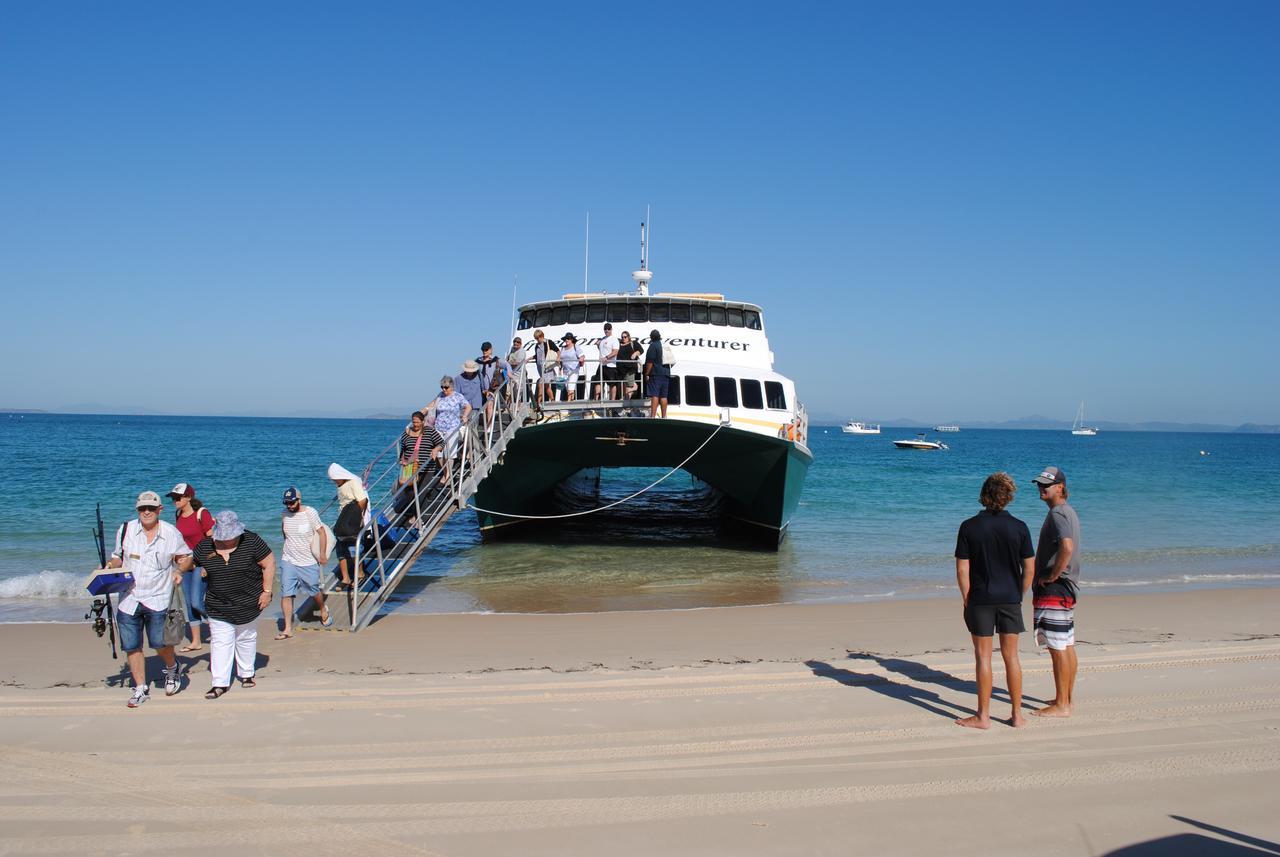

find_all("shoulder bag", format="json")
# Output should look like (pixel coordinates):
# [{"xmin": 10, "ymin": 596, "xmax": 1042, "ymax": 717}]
[{"xmin": 163, "ymin": 580, "xmax": 188, "ymax": 647}]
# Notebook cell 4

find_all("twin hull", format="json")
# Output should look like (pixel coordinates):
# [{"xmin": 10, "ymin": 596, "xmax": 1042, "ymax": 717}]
[{"xmin": 473, "ymin": 418, "xmax": 812, "ymax": 548}]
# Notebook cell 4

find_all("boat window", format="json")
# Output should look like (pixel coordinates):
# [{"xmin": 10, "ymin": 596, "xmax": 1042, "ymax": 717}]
[
  {"xmin": 764, "ymin": 381, "xmax": 787, "ymax": 410},
  {"xmin": 726, "ymin": 308, "xmax": 744, "ymax": 328},
  {"xmin": 518, "ymin": 310, "xmax": 535, "ymax": 330},
  {"xmin": 535, "ymin": 307, "xmax": 552, "ymax": 327},
  {"xmin": 714, "ymin": 377, "xmax": 739, "ymax": 408},
  {"xmin": 691, "ymin": 305, "xmax": 709, "ymax": 324},
  {"xmin": 744, "ymin": 310, "xmax": 762, "ymax": 330},
  {"xmin": 628, "ymin": 303, "xmax": 648, "ymax": 323},
  {"xmin": 649, "ymin": 302, "xmax": 670, "ymax": 323},
  {"xmin": 587, "ymin": 302, "xmax": 606, "ymax": 323},
  {"xmin": 608, "ymin": 303, "xmax": 628, "ymax": 323},
  {"xmin": 708, "ymin": 305, "xmax": 727, "ymax": 326},
  {"xmin": 568, "ymin": 305, "xmax": 586, "ymax": 324},
  {"xmin": 740, "ymin": 379, "xmax": 763, "ymax": 409},
  {"xmin": 667, "ymin": 376, "xmax": 681, "ymax": 405},
  {"xmin": 551, "ymin": 306, "xmax": 568, "ymax": 326},
  {"xmin": 684, "ymin": 375, "xmax": 711, "ymax": 406},
  {"xmin": 669, "ymin": 302, "xmax": 690, "ymax": 323}
]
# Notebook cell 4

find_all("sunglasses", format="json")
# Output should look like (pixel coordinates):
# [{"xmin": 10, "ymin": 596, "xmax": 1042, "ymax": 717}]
[
  {"xmin": 285, "ymin": 500, "xmax": 300, "ymax": 508},
  {"xmin": 137, "ymin": 506, "xmax": 159, "ymax": 513}
]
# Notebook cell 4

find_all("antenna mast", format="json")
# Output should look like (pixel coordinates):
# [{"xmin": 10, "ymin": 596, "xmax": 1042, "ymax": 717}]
[
  {"xmin": 584, "ymin": 211, "xmax": 590, "ymax": 292},
  {"xmin": 631, "ymin": 207, "xmax": 653, "ymax": 296}
]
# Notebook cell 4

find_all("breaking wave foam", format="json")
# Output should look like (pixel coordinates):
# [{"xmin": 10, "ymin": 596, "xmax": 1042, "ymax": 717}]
[{"xmin": 0, "ymin": 571, "xmax": 85, "ymax": 600}]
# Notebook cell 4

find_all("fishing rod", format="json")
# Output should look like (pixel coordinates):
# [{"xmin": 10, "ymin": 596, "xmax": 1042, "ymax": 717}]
[{"xmin": 86, "ymin": 503, "xmax": 119, "ymax": 659}]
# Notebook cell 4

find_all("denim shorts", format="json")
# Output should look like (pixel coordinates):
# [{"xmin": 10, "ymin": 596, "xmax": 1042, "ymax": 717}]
[
  {"xmin": 117, "ymin": 605, "xmax": 168, "ymax": 652},
  {"xmin": 280, "ymin": 559, "xmax": 320, "ymax": 597}
]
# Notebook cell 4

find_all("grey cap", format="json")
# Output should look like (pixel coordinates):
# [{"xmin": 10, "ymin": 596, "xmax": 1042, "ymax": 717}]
[
  {"xmin": 1032, "ymin": 466, "xmax": 1066, "ymax": 486},
  {"xmin": 211, "ymin": 510, "xmax": 246, "ymax": 540}
]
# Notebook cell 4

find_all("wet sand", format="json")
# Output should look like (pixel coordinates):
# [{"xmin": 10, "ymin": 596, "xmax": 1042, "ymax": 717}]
[{"xmin": 1, "ymin": 587, "xmax": 1278, "ymax": 855}]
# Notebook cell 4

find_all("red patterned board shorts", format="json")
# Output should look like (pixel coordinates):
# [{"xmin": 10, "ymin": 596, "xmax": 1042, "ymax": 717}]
[{"xmin": 1033, "ymin": 594, "xmax": 1076, "ymax": 650}]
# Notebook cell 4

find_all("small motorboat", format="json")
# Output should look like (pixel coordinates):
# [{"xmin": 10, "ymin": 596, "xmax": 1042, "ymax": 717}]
[
  {"xmin": 893, "ymin": 433, "xmax": 948, "ymax": 450},
  {"xmin": 842, "ymin": 421, "xmax": 880, "ymax": 434}
]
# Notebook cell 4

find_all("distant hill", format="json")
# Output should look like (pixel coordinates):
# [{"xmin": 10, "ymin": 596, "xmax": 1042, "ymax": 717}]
[
  {"xmin": 0, "ymin": 408, "xmax": 48, "ymax": 414},
  {"xmin": 809, "ymin": 413, "xmax": 1275, "ymax": 433}
]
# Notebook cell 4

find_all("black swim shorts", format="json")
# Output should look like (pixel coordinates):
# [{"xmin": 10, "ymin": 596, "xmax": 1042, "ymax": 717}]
[{"xmin": 963, "ymin": 602, "xmax": 1025, "ymax": 637}]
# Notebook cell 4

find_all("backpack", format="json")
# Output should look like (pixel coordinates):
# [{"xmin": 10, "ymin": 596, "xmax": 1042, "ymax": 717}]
[{"xmin": 661, "ymin": 342, "xmax": 676, "ymax": 366}]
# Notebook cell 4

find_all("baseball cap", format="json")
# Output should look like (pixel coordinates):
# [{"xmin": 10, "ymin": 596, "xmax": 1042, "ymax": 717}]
[
  {"xmin": 168, "ymin": 482, "xmax": 195, "ymax": 499},
  {"xmin": 1032, "ymin": 466, "xmax": 1066, "ymax": 486},
  {"xmin": 135, "ymin": 490, "xmax": 162, "ymax": 509},
  {"xmin": 282, "ymin": 487, "xmax": 301, "ymax": 505}
]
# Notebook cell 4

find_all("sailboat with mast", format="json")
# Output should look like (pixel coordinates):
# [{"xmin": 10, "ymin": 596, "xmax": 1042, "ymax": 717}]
[{"xmin": 1071, "ymin": 401, "xmax": 1099, "ymax": 436}]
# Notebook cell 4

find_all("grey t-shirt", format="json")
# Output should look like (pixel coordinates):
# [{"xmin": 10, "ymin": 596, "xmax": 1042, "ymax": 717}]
[{"xmin": 1034, "ymin": 502, "xmax": 1081, "ymax": 597}]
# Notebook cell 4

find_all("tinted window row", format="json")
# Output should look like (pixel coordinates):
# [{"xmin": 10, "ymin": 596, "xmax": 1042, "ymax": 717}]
[
  {"xmin": 664, "ymin": 377, "xmax": 786, "ymax": 410},
  {"xmin": 518, "ymin": 302, "xmax": 762, "ymax": 331}
]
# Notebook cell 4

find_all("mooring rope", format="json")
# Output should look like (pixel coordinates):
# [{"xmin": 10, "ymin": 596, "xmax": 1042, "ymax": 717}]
[{"xmin": 464, "ymin": 421, "xmax": 726, "ymax": 520}]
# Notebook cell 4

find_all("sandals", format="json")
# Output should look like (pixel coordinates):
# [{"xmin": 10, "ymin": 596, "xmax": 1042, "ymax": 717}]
[
  {"xmin": 205, "ymin": 686, "xmax": 228, "ymax": 700},
  {"xmin": 320, "ymin": 604, "xmax": 333, "ymax": 627},
  {"xmin": 273, "ymin": 631, "xmax": 293, "ymax": 640},
  {"xmin": 239, "ymin": 677, "xmax": 256, "ymax": 689},
  {"xmin": 178, "ymin": 643, "xmax": 203, "ymax": 653}
]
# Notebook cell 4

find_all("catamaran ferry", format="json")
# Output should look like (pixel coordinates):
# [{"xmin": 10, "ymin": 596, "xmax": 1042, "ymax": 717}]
[{"xmin": 471, "ymin": 235, "xmax": 812, "ymax": 547}]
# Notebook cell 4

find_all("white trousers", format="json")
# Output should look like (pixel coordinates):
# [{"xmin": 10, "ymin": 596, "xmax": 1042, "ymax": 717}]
[{"xmin": 209, "ymin": 617, "xmax": 257, "ymax": 687}]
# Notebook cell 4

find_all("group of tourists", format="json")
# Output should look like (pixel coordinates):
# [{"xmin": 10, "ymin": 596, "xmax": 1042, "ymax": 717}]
[
  {"xmin": 953, "ymin": 465, "xmax": 1081, "ymax": 728},
  {"xmin": 105, "ymin": 462, "xmax": 374, "ymax": 706},
  {"xmin": 519, "ymin": 323, "xmax": 672, "ymax": 418}
]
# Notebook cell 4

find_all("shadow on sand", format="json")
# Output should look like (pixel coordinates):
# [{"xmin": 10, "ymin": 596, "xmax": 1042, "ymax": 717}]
[{"xmin": 1101, "ymin": 816, "xmax": 1280, "ymax": 855}]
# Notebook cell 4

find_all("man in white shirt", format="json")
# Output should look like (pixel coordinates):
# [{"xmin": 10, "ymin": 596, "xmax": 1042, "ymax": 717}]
[
  {"xmin": 277, "ymin": 486, "xmax": 330, "ymax": 638},
  {"xmin": 592, "ymin": 322, "xmax": 620, "ymax": 402},
  {"xmin": 107, "ymin": 490, "xmax": 194, "ymax": 708}
]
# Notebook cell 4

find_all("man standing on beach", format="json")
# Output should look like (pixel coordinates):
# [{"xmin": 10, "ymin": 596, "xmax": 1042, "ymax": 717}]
[
  {"xmin": 108, "ymin": 490, "xmax": 195, "ymax": 708},
  {"xmin": 1031, "ymin": 465, "xmax": 1081, "ymax": 717},
  {"xmin": 954, "ymin": 473, "xmax": 1035, "ymax": 728}
]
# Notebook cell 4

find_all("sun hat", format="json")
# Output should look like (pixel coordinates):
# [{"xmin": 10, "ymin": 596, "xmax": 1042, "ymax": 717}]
[
  {"xmin": 328, "ymin": 462, "xmax": 361, "ymax": 483},
  {"xmin": 282, "ymin": 487, "xmax": 301, "ymax": 505},
  {"xmin": 168, "ymin": 482, "xmax": 195, "ymax": 499},
  {"xmin": 135, "ymin": 490, "xmax": 162, "ymax": 509},
  {"xmin": 1032, "ymin": 466, "xmax": 1066, "ymax": 486},
  {"xmin": 462, "ymin": 359, "xmax": 479, "ymax": 372},
  {"xmin": 211, "ymin": 510, "xmax": 245, "ymax": 540},
  {"xmin": 563, "ymin": 332, "xmax": 577, "ymax": 342}
]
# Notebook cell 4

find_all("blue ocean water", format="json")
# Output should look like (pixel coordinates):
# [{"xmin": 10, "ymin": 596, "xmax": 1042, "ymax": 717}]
[{"xmin": 2, "ymin": 413, "xmax": 1278, "ymax": 622}]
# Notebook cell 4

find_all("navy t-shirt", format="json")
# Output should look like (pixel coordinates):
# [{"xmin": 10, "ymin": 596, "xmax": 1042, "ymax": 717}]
[{"xmin": 955, "ymin": 509, "xmax": 1034, "ymax": 605}]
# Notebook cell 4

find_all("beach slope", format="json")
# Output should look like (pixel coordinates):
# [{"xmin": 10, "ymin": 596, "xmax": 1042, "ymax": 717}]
[{"xmin": 1, "ymin": 588, "xmax": 1278, "ymax": 856}]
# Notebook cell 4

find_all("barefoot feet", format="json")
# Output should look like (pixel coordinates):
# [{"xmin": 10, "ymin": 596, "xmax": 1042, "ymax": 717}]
[
  {"xmin": 954, "ymin": 715, "xmax": 991, "ymax": 730},
  {"xmin": 1009, "ymin": 714, "xmax": 1028, "ymax": 728},
  {"xmin": 1032, "ymin": 703, "xmax": 1072, "ymax": 718}
]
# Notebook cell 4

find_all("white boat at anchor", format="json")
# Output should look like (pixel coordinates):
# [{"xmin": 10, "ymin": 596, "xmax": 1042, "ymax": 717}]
[
  {"xmin": 842, "ymin": 421, "xmax": 880, "ymax": 434},
  {"xmin": 934, "ymin": 424, "xmax": 960, "ymax": 432},
  {"xmin": 1071, "ymin": 401, "xmax": 1099, "ymax": 436},
  {"xmin": 893, "ymin": 433, "xmax": 949, "ymax": 450}
]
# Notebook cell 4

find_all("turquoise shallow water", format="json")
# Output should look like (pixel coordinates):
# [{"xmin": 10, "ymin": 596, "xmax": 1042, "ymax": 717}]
[{"xmin": 2, "ymin": 413, "xmax": 1278, "ymax": 621}]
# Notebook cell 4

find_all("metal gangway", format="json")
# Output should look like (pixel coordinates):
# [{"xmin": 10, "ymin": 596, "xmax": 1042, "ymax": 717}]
[{"xmin": 302, "ymin": 372, "xmax": 532, "ymax": 631}]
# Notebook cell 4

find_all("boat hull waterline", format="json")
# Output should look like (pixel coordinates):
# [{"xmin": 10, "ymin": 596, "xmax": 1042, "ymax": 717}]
[{"xmin": 473, "ymin": 418, "xmax": 813, "ymax": 548}]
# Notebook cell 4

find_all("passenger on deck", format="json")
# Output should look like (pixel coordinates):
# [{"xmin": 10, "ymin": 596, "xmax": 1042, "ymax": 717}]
[
  {"xmin": 643, "ymin": 329, "xmax": 670, "ymax": 418},
  {"xmin": 617, "ymin": 331, "xmax": 645, "ymax": 408},
  {"xmin": 397, "ymin": 411, "xmax": 444, "ymax": 489},
  {"xmin": 592, "ymin": 322, "xmax": 620, "ymax": 402},
  {"xmin": 531, "ymin": 329, "xmax": 559, "ymax": 406},
  {"xmin": 433, "ymin": 376, "xmax": 473, "ymax": 483},
  {"xmin": 455, "ymin": 359, "xmax": 485, "ymax": 419},
  {"xmin": 559, "ymin": 332, "xmax": 582, "ymax": 402},
  {"xmin": 476, "ymin": 342, "xmax": 504, "ymax": 425},
  {"xmin": 506, "ymin": 337, "xmax": 527, "ymax": 406},
  {"xmin": 328, "ymin": 462, "xmax": 368, "ymax": 591}
]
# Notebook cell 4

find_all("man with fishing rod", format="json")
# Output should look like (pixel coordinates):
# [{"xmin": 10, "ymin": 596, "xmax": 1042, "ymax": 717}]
[{"xmin": 104, "ymin": 490, "xmax": 195, "ymax": 708}]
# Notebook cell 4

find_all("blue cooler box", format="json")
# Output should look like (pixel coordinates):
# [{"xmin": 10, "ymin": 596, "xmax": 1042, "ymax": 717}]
[{"xmin": 87, "ymin": 570, "xmax": 134, "ymax": 596}]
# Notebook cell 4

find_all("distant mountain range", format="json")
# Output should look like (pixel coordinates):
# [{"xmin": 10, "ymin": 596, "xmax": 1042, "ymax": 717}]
[
  {"xmin": 810, "ymin": 413, "xmax": 1280, "ymax": 433},
  {"xmin": 3, "ymin": 406, "xmax": 1277, "ymax": 433}
]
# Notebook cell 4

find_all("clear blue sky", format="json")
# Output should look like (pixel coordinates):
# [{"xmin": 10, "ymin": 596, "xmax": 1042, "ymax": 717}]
[{"xmin": 2, "ymin": 1, "xmax": 1277, "ymax": 424}]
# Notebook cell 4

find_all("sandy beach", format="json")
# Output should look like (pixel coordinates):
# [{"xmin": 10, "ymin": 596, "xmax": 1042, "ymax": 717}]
[{"xmin": 2, "ymin": 587, "xmax": 1278, "ymax": 856}]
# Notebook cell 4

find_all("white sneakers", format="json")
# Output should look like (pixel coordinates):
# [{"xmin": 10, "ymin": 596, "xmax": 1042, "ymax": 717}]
[{"xmin": 127, "ymin": 686, "xmax": 150, "ymax": 708}]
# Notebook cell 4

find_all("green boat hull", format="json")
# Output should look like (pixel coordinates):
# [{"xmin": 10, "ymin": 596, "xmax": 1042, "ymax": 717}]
[{"xmin": 473, "ymin": 418, "xmax": 812, "ymax": 548}]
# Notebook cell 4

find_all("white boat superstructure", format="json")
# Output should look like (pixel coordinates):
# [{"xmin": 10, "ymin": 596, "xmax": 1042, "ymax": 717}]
[
  {"xmin": 842, "ymin": 421, "xmax": 880, "ymax": 434},
  {"xmin": 1071, "ymin": 402, "xmax": 1099, "ymax": 436},
  {"xmin": 893, "ymin": 433, "xmax": 949, "ymax": 450}
]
